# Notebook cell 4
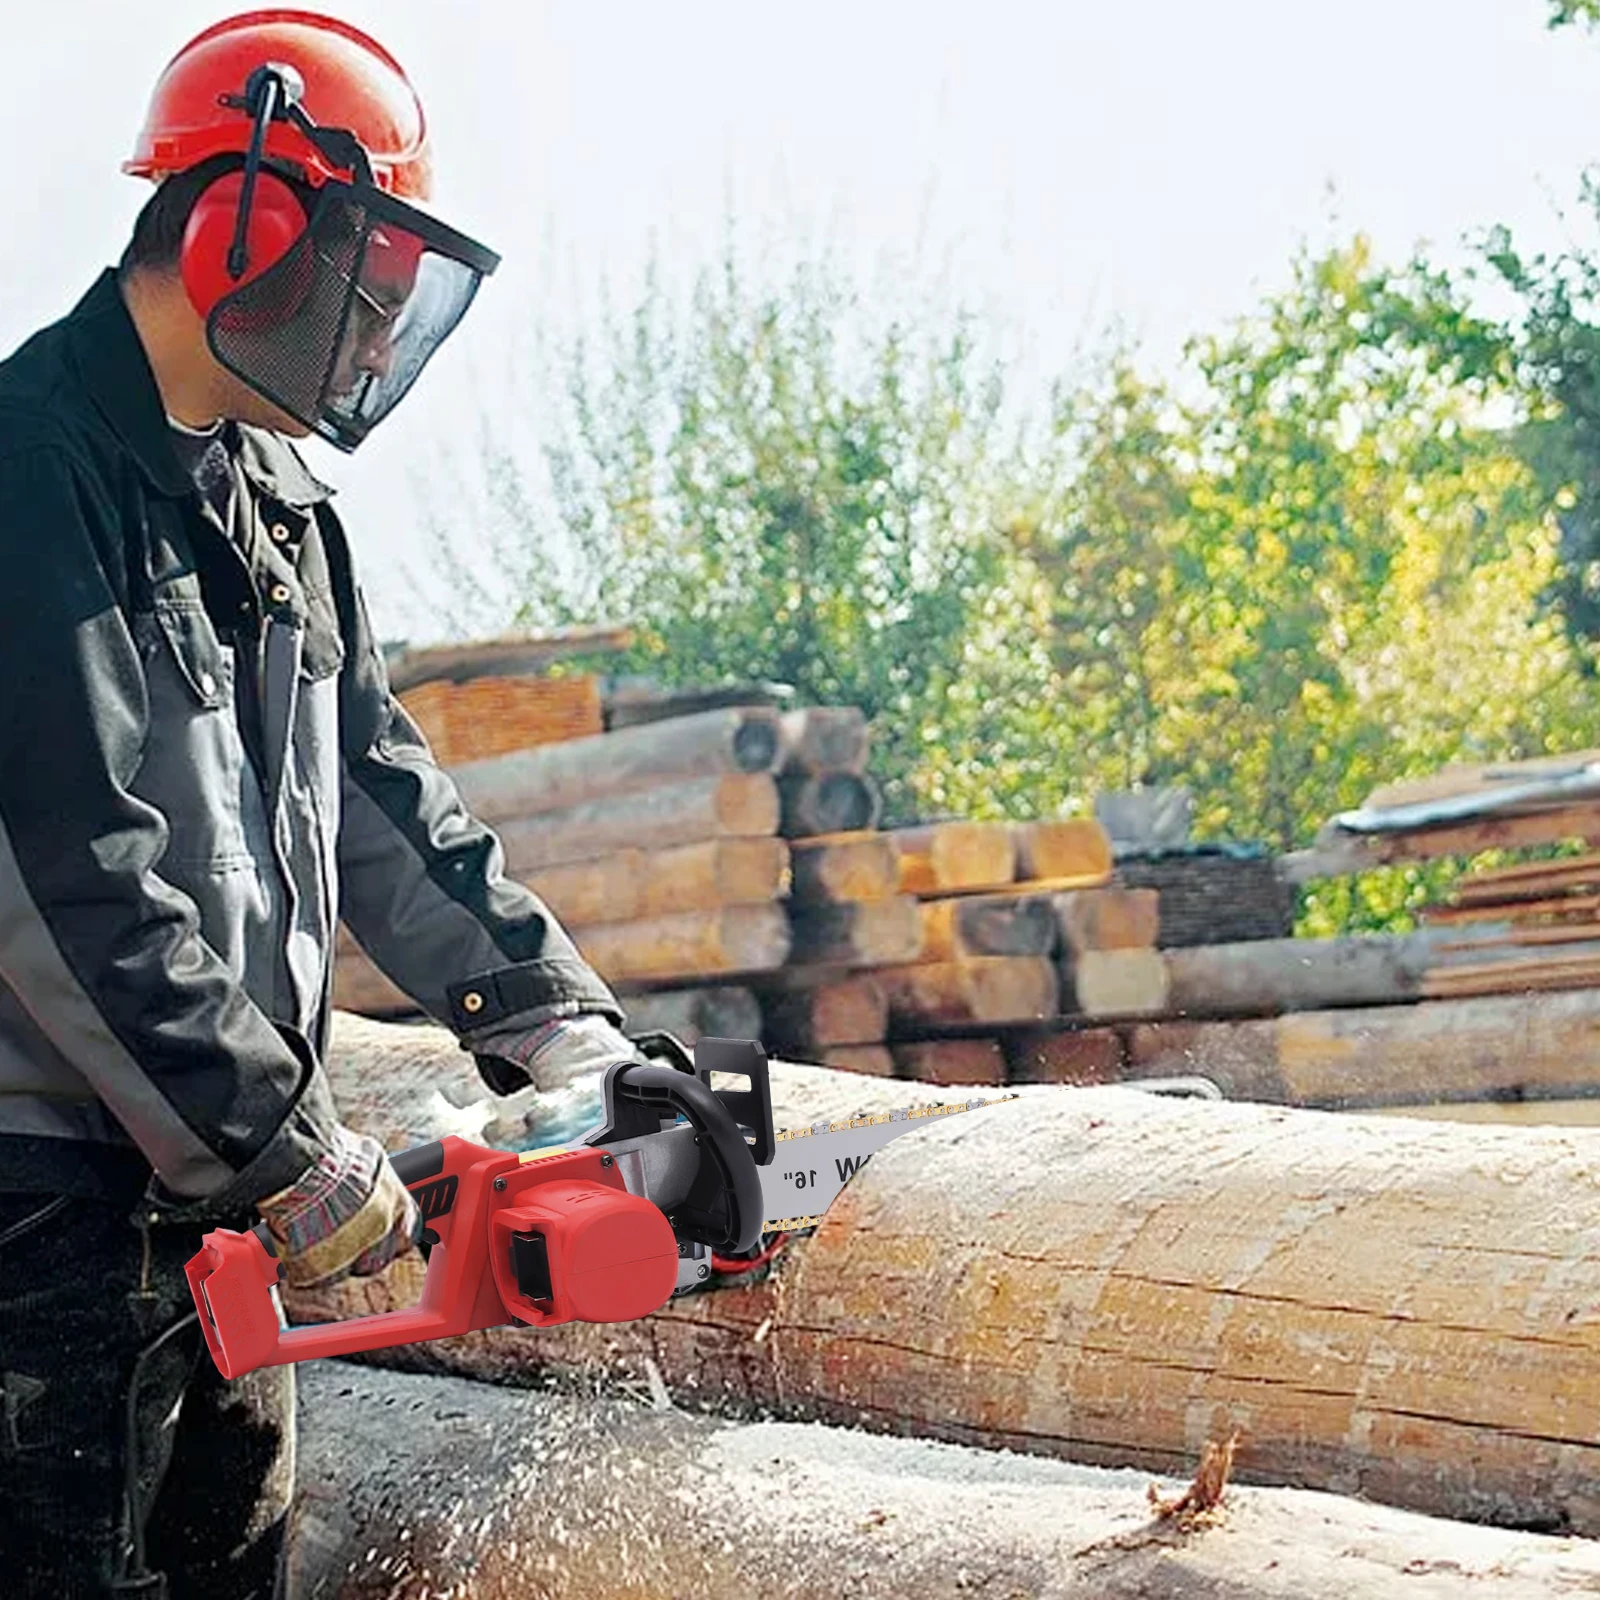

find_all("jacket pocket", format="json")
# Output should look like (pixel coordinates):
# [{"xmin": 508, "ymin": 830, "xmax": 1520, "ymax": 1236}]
[{"xmin": 138, "ymin": 600, "xmax": 255, "ymax": 874}]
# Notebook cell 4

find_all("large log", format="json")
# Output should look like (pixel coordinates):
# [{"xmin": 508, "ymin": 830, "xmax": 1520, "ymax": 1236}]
[
  {"xmin": 1061, "ymin": 948, "xmax": 1171, "ymax": 1018},
  {"xmin": 778, "ymin": 771, "xmax": 882, "ymax": 837},
  {"xmin": 1125, "ymin": 986, "xmax": 1600, "ymax": 1107},
  {"xmin": 307, "ymin": 1016, "xmax": 1600, "ymax": 1541},
  {"xmin": 1162, "ymin": 933, "xmax": 1435, "ymax": 1017},
  {"xmin": 892, "ymin": 1038, "xmax": 1007, "ymax": 1085},
  {"xmin": 574, "ymin": 904, "xmax": 792, "ymax": 985},
  {"xmin": 875, "ymin": 956, "xmax": 1059, "ymax": 1031},
  {"xmin": 917, "ymin": 891, "xmax": 1058, "ymax": 961},
  {"xmin": 1054, "ymin": 887, "xmax": 1161, "ymax": 953},
  {"xmin": 526, "ymin": 837, "xmax": 790, "ymax": 927},
  {"xmin": 760, "ymin": 974, "xmax": 889, "ymax": 1052},
  {"xmin": 787, "ymin": 832, "xmax": 901, "ymax": 903},
  {"xmin": 615, "ymin": 984, "xmax": 764, "ymax": 1045},
  {"xmin": 892, "ymin": 822, "xmax": 1017, "ymax": 896},
  {"xmin": 1012, "ymin": 817, "xmax": 1114, "ymax": 881},
  {"xmin": 494, "ymin": 773, "xmax": 778, "ymax": 874},
  {"xmin": 450, "ymin": 705, "xmax": 785, "ymax": 822},
  {"xmin": 778, "ymin": 705, "xmax": 870, "ymax": 774},
  {"xmin": 294, "ymin": 1363, "xmax": 1600, "ymax": 1600},
  {"xmin": 787, "ymin": 897, "xmax": 924, "ymax": 966}
]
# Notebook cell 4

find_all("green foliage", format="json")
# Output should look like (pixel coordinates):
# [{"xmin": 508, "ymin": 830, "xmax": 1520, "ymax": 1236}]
[
  {"xmin": 447, "ymin": 232, "xmax": 1600, "ymax": 930},
  {"xmin": 1549, "ymin": 0, "xmax": 1600, "ymax": 26}
]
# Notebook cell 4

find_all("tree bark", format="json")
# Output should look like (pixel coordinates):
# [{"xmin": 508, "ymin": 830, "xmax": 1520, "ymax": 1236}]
[{"xmin": 449, "ymin": 705, "xmax": 785, "ymax": 822}]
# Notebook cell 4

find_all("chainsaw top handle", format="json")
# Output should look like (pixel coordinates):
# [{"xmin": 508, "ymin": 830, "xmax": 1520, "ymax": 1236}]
[{"xmin": 585, "ymin": 1034, "xmax": 770, "ymax": 1255}]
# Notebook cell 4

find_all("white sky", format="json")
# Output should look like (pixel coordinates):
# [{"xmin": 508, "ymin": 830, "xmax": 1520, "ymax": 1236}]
[{"xmin": 4, "ymin": 1, "xmax": 1599, "ymax": 641}]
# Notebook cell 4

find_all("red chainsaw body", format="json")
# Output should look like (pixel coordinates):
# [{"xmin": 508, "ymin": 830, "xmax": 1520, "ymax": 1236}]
[{"xmin": 185, "ymin": 1137, "xmax": 680, "ymax": 1379}]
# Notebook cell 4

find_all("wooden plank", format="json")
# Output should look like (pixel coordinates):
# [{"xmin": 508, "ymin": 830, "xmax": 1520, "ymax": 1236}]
[
  {"xmin": 892, "ymin": 1038, "xmax": 1007, "ymax": 1086},
  {"xmin": 1003, "ymin": 1026, "xmax": 1126, "ymax": 1084},
  {"xmin": 384, "ymin": 625, "xmax": 632, "ymax": 692},
  {"xmin": 495, "ymin": 773, "xmax": 779, "ymax": 874},
  {"xmin": 573, "ymin": 904, "xmax": 791, "ymax": 985},
  {"xmin": 311, "ymin": 1013, "xmax": 1600, "ymax": 1544},
  {"xmin": 787, "ymin": 832, "xmax": 901, "ymax": 903},
  {"xmin": 1012, "ymin": 817, "xmax": 1113, "ymax": 882},
  {"xmin": 1053, "ymin": 887, "xmax": 1161, "ymax": 954},
  {"xmin": 778, "ymin": 706, "xmax": 869, "ymax": 774},
  {"xmin": 1062, "ymin": 948, "xmax": 1171, "ymax": 1018},
  {"xmin": 1453, "ymin": 851, "xmax": 1600, "ymax": 904},
  {"xmin": 450, "ymin": 706, "xmax": 785, "ymax": 823},
  {"xmin": 875, "ymin": 956, "xmax": 1059, "ymax": 1031},
  {"xmin": 1361, "ymin": 749, "xmax": 1600, "ymax": 811},
  {"xmin": 760, "ymin": 975, "xmax": 888, "ymax": 1052},
  {"xmin": 786, "ymin": 897, "xmax": 923, "ymax": 967},
  {"xmin": 526, "ymin": 837, "xmax": 789, "ymax": 928},
  {"xmin": 778, "ymin": 772, "xmax": 882, "ymax": 837},
  {"xmin": 616, "ymin": 985, "xmax": 764, "ymax": 1046},
  {"xmin": 1285, "ymin": 802, "xmax": 1600, "ymax": 882},
  {"xmin": 892, "ymin": 822, "xmax": 1017, "ymax": 896},
  {"xmin": 918, "ymin": 892, "xmax": 1058, "ymax": 962},
  {"xmin": 1420, "ymin": 891, "xmax": 1600, "ymax": 925}
]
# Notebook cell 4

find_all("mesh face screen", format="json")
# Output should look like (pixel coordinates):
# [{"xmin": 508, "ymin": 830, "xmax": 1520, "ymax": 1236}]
[{"xmin": 206, "ymin": 187, "xmax": 487, "ymax": 452}]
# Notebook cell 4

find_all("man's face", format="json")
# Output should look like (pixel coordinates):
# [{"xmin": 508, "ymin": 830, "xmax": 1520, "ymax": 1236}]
[{"xmin": 326, "ymin": 226, "xmax": 420, "ymax": 401}]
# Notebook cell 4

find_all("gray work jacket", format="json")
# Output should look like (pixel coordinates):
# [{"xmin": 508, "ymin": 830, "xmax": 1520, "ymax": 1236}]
[{"xmin": 0, "ymin": 271, "xmax": 620, "ymax": 1203}]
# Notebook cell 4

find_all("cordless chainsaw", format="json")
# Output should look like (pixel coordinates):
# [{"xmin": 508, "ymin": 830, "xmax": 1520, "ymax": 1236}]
[{"xmin": 185, "ymin": 1034, "xmax": 1019, "ymax": 1379}]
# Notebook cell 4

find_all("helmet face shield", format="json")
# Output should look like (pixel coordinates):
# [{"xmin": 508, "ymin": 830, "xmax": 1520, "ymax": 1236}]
[{"xmin": 204, "ymin": 181, "xmax": 498, "ymax": 451}]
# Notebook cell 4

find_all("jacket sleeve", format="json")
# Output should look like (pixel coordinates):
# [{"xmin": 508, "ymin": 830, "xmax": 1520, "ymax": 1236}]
[
  {"xmin": 0, "ymin": 446, "xmax": 340, "ymax": 1203},
  {"xmin": 322, "ymin": 513, "xmax": 622, "ymax": 1042}
]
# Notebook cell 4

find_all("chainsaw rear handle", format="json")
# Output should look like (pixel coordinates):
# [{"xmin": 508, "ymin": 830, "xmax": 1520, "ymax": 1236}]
[{"xmin": 185, "ymin": 1138, "xmax": 680, "ymax": 1379}]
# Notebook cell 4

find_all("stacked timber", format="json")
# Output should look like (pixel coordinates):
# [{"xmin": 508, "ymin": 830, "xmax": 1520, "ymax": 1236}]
[
  {"xmin": 398, "ymin": 672, "xmax": 603, "ymax": 766},
  {"xmin": 1415, "ymin": 851, "xmax": 1600, "ymax": 999}
]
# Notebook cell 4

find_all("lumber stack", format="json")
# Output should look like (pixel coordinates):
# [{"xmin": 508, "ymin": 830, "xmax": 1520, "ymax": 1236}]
[{"xmin": 1414, "ymin": 851, "xmax": 1600, "ymax": 1000}]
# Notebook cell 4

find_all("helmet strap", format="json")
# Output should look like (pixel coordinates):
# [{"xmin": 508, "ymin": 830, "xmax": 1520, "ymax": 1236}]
[{"xmin": 221, "ymin": 63, "xmax": 305, "ymax": 280}]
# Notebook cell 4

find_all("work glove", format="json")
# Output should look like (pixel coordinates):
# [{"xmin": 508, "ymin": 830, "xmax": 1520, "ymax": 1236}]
[
  {"xmin": 471, "ymin": 1013, "xmax": 646, "ymax": 1147},
  {"xmin": 256, "ymin": 1122, "xmax": 421, "ymax": 1289}
]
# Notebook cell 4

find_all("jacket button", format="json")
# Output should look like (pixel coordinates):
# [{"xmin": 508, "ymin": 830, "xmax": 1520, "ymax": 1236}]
[
  {"xmin": 198, "ymin": 671, "xmax": 217, "ymax": 697},
  {"xmin": 270, "ymin": 523, "xmax": 291, "ymax": 544},
  {"xmin": 269, "ymin": 583, "xmax": 292, "ymax": 604},
  {"xmin": 462, "ymin": 991, "xmax": 485, "ymax": 1014}
]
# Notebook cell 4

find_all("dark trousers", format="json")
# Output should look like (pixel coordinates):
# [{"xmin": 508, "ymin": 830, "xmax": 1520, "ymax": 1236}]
[{"xmin": 0, "ymin": 1191, "xmax": 294, "ymax": 1599}]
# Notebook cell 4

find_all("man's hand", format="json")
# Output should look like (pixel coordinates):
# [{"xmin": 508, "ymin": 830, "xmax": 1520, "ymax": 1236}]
[
  {"xmin": 256, "ymin": 1123, "xmax": 420, "ymax": 1289},
  {"xmin": 472, "ymin": 1013, "xmax": 645, "ymax": 1147}
]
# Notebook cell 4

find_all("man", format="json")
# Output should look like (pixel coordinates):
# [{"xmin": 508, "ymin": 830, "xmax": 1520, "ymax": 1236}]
[{"xmin": 0, "ymin": 12, "xmax": 644, "ymax": 1597}]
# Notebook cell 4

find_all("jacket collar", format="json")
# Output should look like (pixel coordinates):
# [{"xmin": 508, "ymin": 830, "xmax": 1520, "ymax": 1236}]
[{"xmin": 65, "ymin": 269, "xmax": 334, "ymax": 510}]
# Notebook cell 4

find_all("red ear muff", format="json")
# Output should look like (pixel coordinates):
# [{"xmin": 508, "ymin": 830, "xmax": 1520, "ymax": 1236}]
[{"xmin": 180, "ymin": 169, "xmax": 310, "ymax": 320}]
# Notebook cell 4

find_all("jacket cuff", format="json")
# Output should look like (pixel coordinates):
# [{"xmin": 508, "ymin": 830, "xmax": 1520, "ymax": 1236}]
[{"xmin": 447, "ymin": 958, "xmax": 622, "ymax": 1041}]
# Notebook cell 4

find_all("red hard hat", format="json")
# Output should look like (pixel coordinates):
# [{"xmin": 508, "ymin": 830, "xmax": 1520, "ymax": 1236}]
[{"xmin": 125, "ymin": 9, "xmax": 432, "ymax": 201}]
